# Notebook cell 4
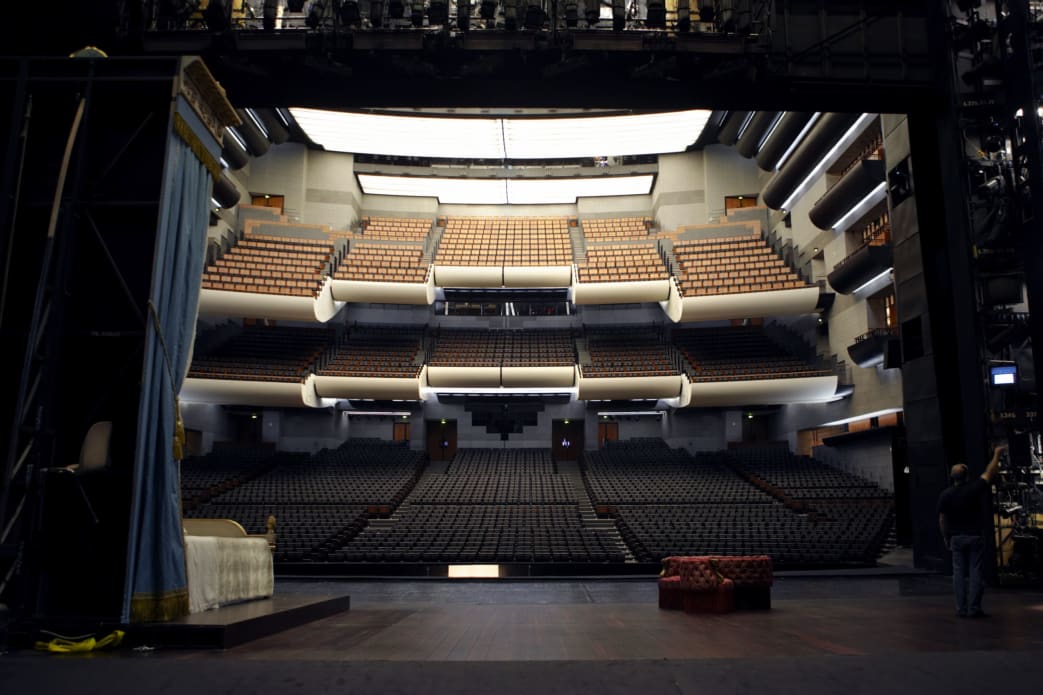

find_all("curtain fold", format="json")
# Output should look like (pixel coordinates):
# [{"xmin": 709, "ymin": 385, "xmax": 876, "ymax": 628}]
[{"xmin": 123, "ymin": 127, "xmax": 211, "ymax": 623}]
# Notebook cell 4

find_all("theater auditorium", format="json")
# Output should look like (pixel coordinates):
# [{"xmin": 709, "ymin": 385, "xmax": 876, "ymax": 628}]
[{"xmin": 1, "ymin": 2, "xmax": 1043, "ymax": 693}]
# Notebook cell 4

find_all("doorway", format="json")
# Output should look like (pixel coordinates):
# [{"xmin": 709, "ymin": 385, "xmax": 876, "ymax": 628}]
[
  {"xmin": 597, "ymin": 421, "xmax": 619, "ymax": 449},
  {"xmin": 426, "ymin": 419, "xmax": 457, "ymax": 461},
  {"xmin": 552, "ymin": 419, "xmax": 585, "ymax": 461},
  {"xmin": 393, "ymin": 421, "xmax": 411, "ymax": 443}
]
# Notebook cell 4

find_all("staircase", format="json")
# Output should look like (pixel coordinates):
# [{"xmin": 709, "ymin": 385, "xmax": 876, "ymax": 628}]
[
  {"xmin": 423, "ymin": 223, "xmax": 445, "ymax": 264},
  {"xmin": 575, "ymin": 336, "xmax": 592, "ymax": 369},
  {"xmin": 557, "ymin": 460, "xmax": 637, "ymax": 563},
  {"xmin": 658, "ymin": 239, "xmax": 682, "ymax": 278},
  {"xmin": 569, "ymin": 223, "xmax": 587, "ymax": 262}
]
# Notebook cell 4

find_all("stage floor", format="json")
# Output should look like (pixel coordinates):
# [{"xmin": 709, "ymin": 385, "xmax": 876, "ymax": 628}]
[{"xmin": 3, "ymin": 576, "xmax": 1043, "ymax": 694}]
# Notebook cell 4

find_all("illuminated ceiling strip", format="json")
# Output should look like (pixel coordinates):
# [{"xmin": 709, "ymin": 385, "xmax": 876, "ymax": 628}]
[
  {"xmin": 290, "ymin": 108, "xmax": 713, "ymax": 160},
  {"xmin": 780, "ymin": 113, "xmax": 877, "ymax": 212},
  {"xmin": 820, "ymin": 408, "xmax": 903, "ymax": 428},
  {"xmin": 774, "ymin": 112, "xmax": 821, "ymax": 171},
  {"xmin": 832, "ymin": 181, "xmax": 888, "ymax": 232},
  {"xmin": 357, "ymin": 173, "xmax": 655, "ymax": 204}
]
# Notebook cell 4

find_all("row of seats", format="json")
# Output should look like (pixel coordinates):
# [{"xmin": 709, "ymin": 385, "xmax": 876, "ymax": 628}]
[
  {"xmin": 672, "ymin": 326, "xmax": 833, "ymax": 382},
  {"xmin": 182, "ymin": 439, "xmax": 425, "ymax": 562},
  {"xmin": 332, "ymin": 242, "xmax": 429, "ymax": 284},
  {"xmin": 576, "ymin": 243, "xmax": 670, "ymax": 283},
  {"xmin": 360, "ymin": 216, "xmax": 432, "ymax": 242},
  {"xmin": 189, "ymin": 325, "xmax": 832, "ymax": 385},
  {"xmin": 317, "ymin": 328, "xmax": 425, "ymax": 379},
  {"xmin": 429, "ymin": 329, "xmax": 576, "ymax": 367},
  {"xmin": 188, "ymin": 326, "xmax": 334, "ymax": 383},
  {"xmin": 581, "ymin": 334, "xmax": 679, "ymax": 378},
  {"xmin": 338, "ymin": 447, "xmax": 626, "ymax": 563},
  {"xmin": 673, "ymin": 233, "xmax": 809, "ymax": 298},
  {"xmin": 582, "ymin": 217, "xmax": 652, "ymax": 242},
  {"xmin": 583, "ymin": 440, "xmax": 893, "ymax": 567},
  {"xmin": 202, "ymin": 223, "xmax": 336, "ymax": 298},
  {"xmin": 436, "ymin": 217, "xmax": 573, "ymax": 266}
]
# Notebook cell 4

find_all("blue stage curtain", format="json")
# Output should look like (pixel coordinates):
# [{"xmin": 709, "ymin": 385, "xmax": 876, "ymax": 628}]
[{"xmin": 123, "ymin": 122, "xmax": 211, "ymax": 623}]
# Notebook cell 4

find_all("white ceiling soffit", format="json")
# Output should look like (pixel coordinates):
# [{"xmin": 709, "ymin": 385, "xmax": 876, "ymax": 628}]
[
  {"xmin": 356, "ymin": 173, "xmax": 655, "ymax": 204},
  {"xmin": 289, "ymin": 108, "xmax": 713, "ymax": 160}
]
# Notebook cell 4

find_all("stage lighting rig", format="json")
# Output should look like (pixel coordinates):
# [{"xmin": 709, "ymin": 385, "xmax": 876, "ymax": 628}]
[
  {"xmin": 564, "ymin": 0, "xmax": 578, "ymax": 27},
  {"xmin": 287, "ymin": 0, "xmax": 306, "ymax": 10},
  {"xmin": 412, "ymin": 0, "xmax": 425, "ymax": 26},
  {"xmin": 428, "ymin": 0, "xmax": 449, "ymax": 24},
  {"xmin": 307, "ymin": 0, "xmax": 331, "ymax": 27},
  {"xmin": 457, "ymin": 0, "xmax": 471, "ymax": 30},
  {"xmin": 585, "ymin": 0, "xmax": 599, "ymax": 25},
  {"xmin": 203, "ymin": 0, "xmax": 231, "ymax": 30},
  {"xmin": 504, "ymin": 0, "xmax": 518, "ymax": 30},
  {"xmin": 611, "ymin": 0, "xmax": 624, "ymax": 31},
  {"xmin": 370, "ymin": 0, "xmax": 386, "ymax": 25},
  {"xmin": 340, "ymin": 0, "xmax": 362, "ymax": 25},
  {"xmin": 480, "ymin": 0, "xmax": 497, "ymax": 19},
  {"xmin": 646, "ymin": 0, "xmax": 665, "ymax": 28},
  {"xmin": 388, "ymin": 0, "xmax": 405, "ymax": 17},
  {"xmin": 157, "ymin": 0, "xmax": 200, "ymax": 30},
  {"xmin": 524, "ymin": 2, "xmax": 545, "ymax": 29},
  {"xmin": 676, "ymin": 0, "xmax": 690, "ymax": 32}
]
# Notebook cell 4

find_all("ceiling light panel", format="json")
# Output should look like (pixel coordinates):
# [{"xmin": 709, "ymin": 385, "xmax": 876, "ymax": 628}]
[
  {"xmin": 291, "ymin": 108, "xmax": 506, "ymax": 159},
  {"xmin": 357, "ymin": 174, "xmax": 508, "ymax": 204},
  {"xmin": 502, "ymin": 110, "xmax": 711, "ymax": 159},
  {"xmin": 506, "ymin": 175, "xmax": 654, "ymax": 204},
  {"xmin": 358, "ymin": 174, "xmax": 654, "ymax": 204},
  {"xmin": 291, "ymin": 108, "xmax": 713, "ymax": 160}
]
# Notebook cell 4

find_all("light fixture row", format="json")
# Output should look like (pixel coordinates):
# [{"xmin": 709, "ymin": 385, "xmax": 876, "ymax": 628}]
[
  {"xmin": 290, "ymin": 108, "xmax": 713, "ymax": 160},
  {"xmin": 357, "ymin": 173, "xmax": 655, "ymax": 204}
]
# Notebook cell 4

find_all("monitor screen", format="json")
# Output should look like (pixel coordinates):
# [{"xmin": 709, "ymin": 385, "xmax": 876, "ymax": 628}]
[{"xmin": 990, "ymin": 364, "xmax": 1017, "ymax": 386}]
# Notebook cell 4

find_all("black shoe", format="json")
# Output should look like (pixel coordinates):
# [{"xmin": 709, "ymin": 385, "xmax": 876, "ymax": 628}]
[{"xmin": 967, "ymin": 611, "xmax": 990, "ymax": 619}]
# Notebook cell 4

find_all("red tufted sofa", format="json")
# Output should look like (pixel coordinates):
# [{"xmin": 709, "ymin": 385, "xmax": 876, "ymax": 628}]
[{"xmin": 658, "ymin": 555, "xmax": 773, "ymax": 613}]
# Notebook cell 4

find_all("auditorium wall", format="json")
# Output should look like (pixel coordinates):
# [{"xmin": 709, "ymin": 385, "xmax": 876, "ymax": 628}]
[
  {"xmin": 181, "ymin": 402, "xmax": 235, "ymax": 453},
  {"xmin": 812, "ymin": 429, "xmax": 896, "ymax": 491},
  {"xmin": 243, "ymin": 144, "xmax": 363, "ymax": 230},
  {"xmin": 653, "ymin": 151, "xmax": 707, "ymax": 230},
  {"xmin": 701, "ymin": 145, "xmax": 764, "ymax": 220}
]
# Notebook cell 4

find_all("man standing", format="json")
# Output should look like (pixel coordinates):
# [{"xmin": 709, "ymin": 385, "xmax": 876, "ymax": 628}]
[{"xmin": 937, "ymin": 443, "xmax": 1007, "ymax": 618}]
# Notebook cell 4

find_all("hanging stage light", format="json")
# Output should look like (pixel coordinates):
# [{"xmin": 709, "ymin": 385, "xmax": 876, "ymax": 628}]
[
  {"xmin": 370, "ymin": 0, "xmax": 386, "ymax": 26},
  {"xmin": 480, "ymin": 0, "xmax": 497, "ymax": 19},
  {"xmin": 524, "ymin": 1, "xmax": 544, "ymax": 29},
  {"xmin": 457, "ymin": 0, "xmax": 471, "ymax": 30},
  {"xmin": 340, "ymin": 0, "xmax": 361, "ymax": 25},
  {"xmin": 412, "ymin": 0, "xmax": 426, "ymax": 25},
  {"xmin": 428, "ymin": 0, "xmax": 449, "ymax": 24},
  {"xmin": 611, "ymin": 0, "xmax": 624, "ymax": 31},
  {"xmin": 564, "ymin": 0, "xmax": 578, "ymax": 27},
  {"xmin": 306, "ymin": 0, "xmax": 329, "ymax": 27},
  {"xmin": 646, "ymin": 0, "xmax": 665, "ymax": 28},
  {"xmin": 676, "ymin": 0, "xmax": 690, "ymax": 32},
  {"xmin": 203, "ymin": 0, "xmax": 231, "ymax": 31},
  {"xmin": 388, "ymin": 0, "xmax": 405, "ymax": 18},
  {"xmin": 262, "ymin": 0, "xmax": 277, "ymax": 29},
  {"xmin": 503, "ymin": 0, "xmax": 518, "ymax": 30},
  {"xmin": 584, "ymin": 0, "xmax": 599, "ymax": 25},
  {"xmin": 287, "ymin": 0, "xmax": 305, "ymax": 10}
]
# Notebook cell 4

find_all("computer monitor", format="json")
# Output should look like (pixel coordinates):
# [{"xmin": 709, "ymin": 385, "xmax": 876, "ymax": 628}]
[{"xmin": 990, "ymin": 363, "xmax": 1018, "ymax": 386}]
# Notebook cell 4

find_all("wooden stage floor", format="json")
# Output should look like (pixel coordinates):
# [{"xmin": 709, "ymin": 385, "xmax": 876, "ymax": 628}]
[{"xmin": 4, "ymin": 576, "xmax": 1043, "ymax": 694}]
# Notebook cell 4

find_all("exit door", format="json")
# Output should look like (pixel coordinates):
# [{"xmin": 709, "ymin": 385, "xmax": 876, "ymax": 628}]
[
  {"xmin": 597, "ymin": 421, "xmax": 619, "ymax": 448},
  {"xmin": 426, "ymin": 419, "xmax": 457, "ymax": 461}
]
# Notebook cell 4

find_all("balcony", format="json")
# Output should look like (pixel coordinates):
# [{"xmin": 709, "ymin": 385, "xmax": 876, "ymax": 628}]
[
  {"xmin": 847, "ymin": 327, "xmax": 900, "ymax": 368},
  {"xmin": 827, "ymin": 233, "xmax": 893, "ymax": 295},
  {"xmin": 809, "ymin": 159, "xmax": 887, "ymax": 231}
]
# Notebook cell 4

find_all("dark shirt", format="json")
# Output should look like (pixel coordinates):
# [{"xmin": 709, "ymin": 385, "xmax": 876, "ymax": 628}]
[{"xmin": 937, "ymin": 477, "xmax": 990, "ymax": 536}]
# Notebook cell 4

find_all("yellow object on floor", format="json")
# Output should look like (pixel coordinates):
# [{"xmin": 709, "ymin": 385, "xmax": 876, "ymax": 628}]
[{"xmin": 35, "ymin": 630, "xmax": 124, "ymax": 653}]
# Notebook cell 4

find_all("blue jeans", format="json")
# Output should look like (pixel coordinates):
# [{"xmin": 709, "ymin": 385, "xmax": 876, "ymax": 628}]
[{"xmin": 950, "ymin": 534, "xmax": 985, "ymax": 615}]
